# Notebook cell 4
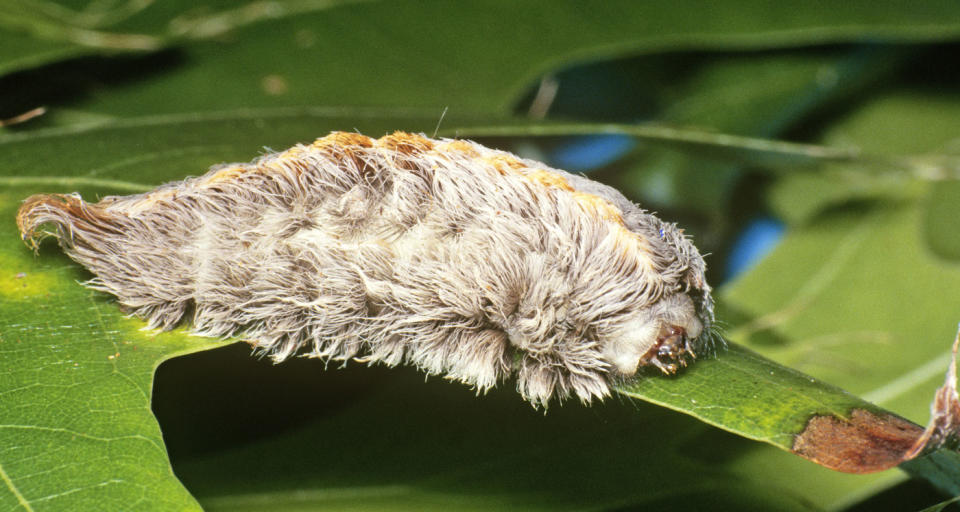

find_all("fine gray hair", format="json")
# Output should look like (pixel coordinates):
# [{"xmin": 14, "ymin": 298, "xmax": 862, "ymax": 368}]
[{"xmin": 18, "ymin": 132, "xmax": 715, "ymax": 408}]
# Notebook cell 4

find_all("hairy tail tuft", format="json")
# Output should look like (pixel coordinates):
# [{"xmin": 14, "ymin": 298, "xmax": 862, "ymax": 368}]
[{"xmin": 17, "ymin": 193, "xmax": 119, "ymax": 251}]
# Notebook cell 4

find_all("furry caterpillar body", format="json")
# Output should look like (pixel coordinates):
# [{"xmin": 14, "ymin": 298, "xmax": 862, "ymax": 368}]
[{"xmin": 17, "ymin": 131, "xmax": 715, "ymax": 407}]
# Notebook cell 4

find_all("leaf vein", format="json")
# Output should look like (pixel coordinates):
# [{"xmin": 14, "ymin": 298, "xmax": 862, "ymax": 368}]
[
  {"xmin": 0, "ymin": 424, "xmax": 163, "ymax": 452},
  {"xmin": 0, "ymin": 460, "xmax": 34, "ymax": 512}
]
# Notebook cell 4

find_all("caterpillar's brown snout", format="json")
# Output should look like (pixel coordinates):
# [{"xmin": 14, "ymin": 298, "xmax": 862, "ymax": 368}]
[{"xmin": 640, "ymin": 324, "xmax": 697, "ymax": 374}]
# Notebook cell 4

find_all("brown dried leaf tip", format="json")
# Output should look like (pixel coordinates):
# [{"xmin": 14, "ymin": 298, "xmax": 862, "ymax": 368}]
[
  {"xmin": 793, "ymin": 409, "xmax": 924, "ymax": 474},
  {"xmin": 17, "ymin": 131, "xmax": 718, "ymax": 407},
  {"xmin": 793, "ymin": 327, "xmax": 960, "ymax": 473}
]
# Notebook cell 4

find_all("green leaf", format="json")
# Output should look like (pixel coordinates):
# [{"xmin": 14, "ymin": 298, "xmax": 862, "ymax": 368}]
[
  {"xmin": 725, "ymin": 202, "xmax": 952, "ymax": 418},
  {"xmin": 614, "ymin": 46, "xmax": 909, "ymax": 220},
  {"xmin": 0, "ymin": 109, "xmax": 439, "ymax": 182},
  {"xmin": 769, "ymin": 92, "xmax": 960, "ymax": 224},
  {"xmin": 747, "ymin": 87, "xmax": 960, "ymax": 497},
  {"xmin": 454, "ymin": 122, "xmax": 861, "ymax": 169},
  {"xmin": 753, "ymin": 87, "xmax": 960, "ymax": 433},
  {"xmin": 0, "ymin": 29, "xmax": 84, "ymax": 76},
  {"xmin": 723, "ymin": 197, "xmax": 960, "ymax": 490},
  {"xmin": 616, "ymin": 344, "xmax": 889, "ymax": 450},
  {"xmin": 923, "ymin": 181, "xmax": 960, "ymax": 261},
  {"xmin": 0, "ymin": 186, "xmax": 217, "ymax": 510},
  {"xmin": 9, "ymin": 0, "xmax": 960, "ymax": 118}
]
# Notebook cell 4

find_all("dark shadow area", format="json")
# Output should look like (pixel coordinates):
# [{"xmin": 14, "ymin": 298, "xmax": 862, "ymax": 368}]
[
  {"xmin": 0, "ymin": 49, "xmax": 183, "ymax": 122},
  {"xmin": 152, "ymin": 342, "xmax": 387, "ymax": 460},
  {"xmin": 512, "ymin": 52, "xmax": 697, "ymax": 122},
  {"xmin": 845, "ymin": 478, "xmax": 952, "ymax": 512},
  {"xmin": 784, "ymin": 42, "xmax": 960, "ymax": 143},
  {"xmin": 155, "ymin": 348, "xmax": 795, "ymax": 510},
  {"xmin": 511, "ymin": 43, "xmax": 938, "ymax": 138}
]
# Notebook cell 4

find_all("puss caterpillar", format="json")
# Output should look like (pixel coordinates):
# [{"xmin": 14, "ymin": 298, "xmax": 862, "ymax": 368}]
[{"xmin": 17, "ymin": 131, "xmax": 715, "ymax": 407}]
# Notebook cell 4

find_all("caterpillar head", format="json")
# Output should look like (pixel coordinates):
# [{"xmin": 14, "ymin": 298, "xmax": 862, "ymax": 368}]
[
  {"xmin": 601, "ymin": 292, "xmax": 708, "ymax": 376},
  {"xmin": 502, "ymin": 168, "xmax": 718, "ymax": 405},
  {"xmin": 599, "ymin": 216, "xmax": 715, "ymax": 378}
]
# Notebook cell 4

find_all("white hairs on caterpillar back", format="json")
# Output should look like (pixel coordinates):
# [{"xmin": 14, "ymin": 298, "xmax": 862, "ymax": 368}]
[{"xmin": 17, "ymin": 132, "xmax": 716, "ymax": 407}]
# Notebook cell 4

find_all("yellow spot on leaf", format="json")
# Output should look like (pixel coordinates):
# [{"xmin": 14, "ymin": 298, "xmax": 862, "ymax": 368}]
[{"xmin": 0, "ymin": 254, "xmax": 58, "ymax": 300}]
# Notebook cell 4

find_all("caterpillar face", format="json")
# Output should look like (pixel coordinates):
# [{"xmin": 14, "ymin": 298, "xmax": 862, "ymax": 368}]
[
  {"xmin": 602, "ymin": 293, "xmax": 704, "ymax": 375},
  {"xmin": 17, "ymin": 131, "xmax": 715, "ymax": 408}
]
